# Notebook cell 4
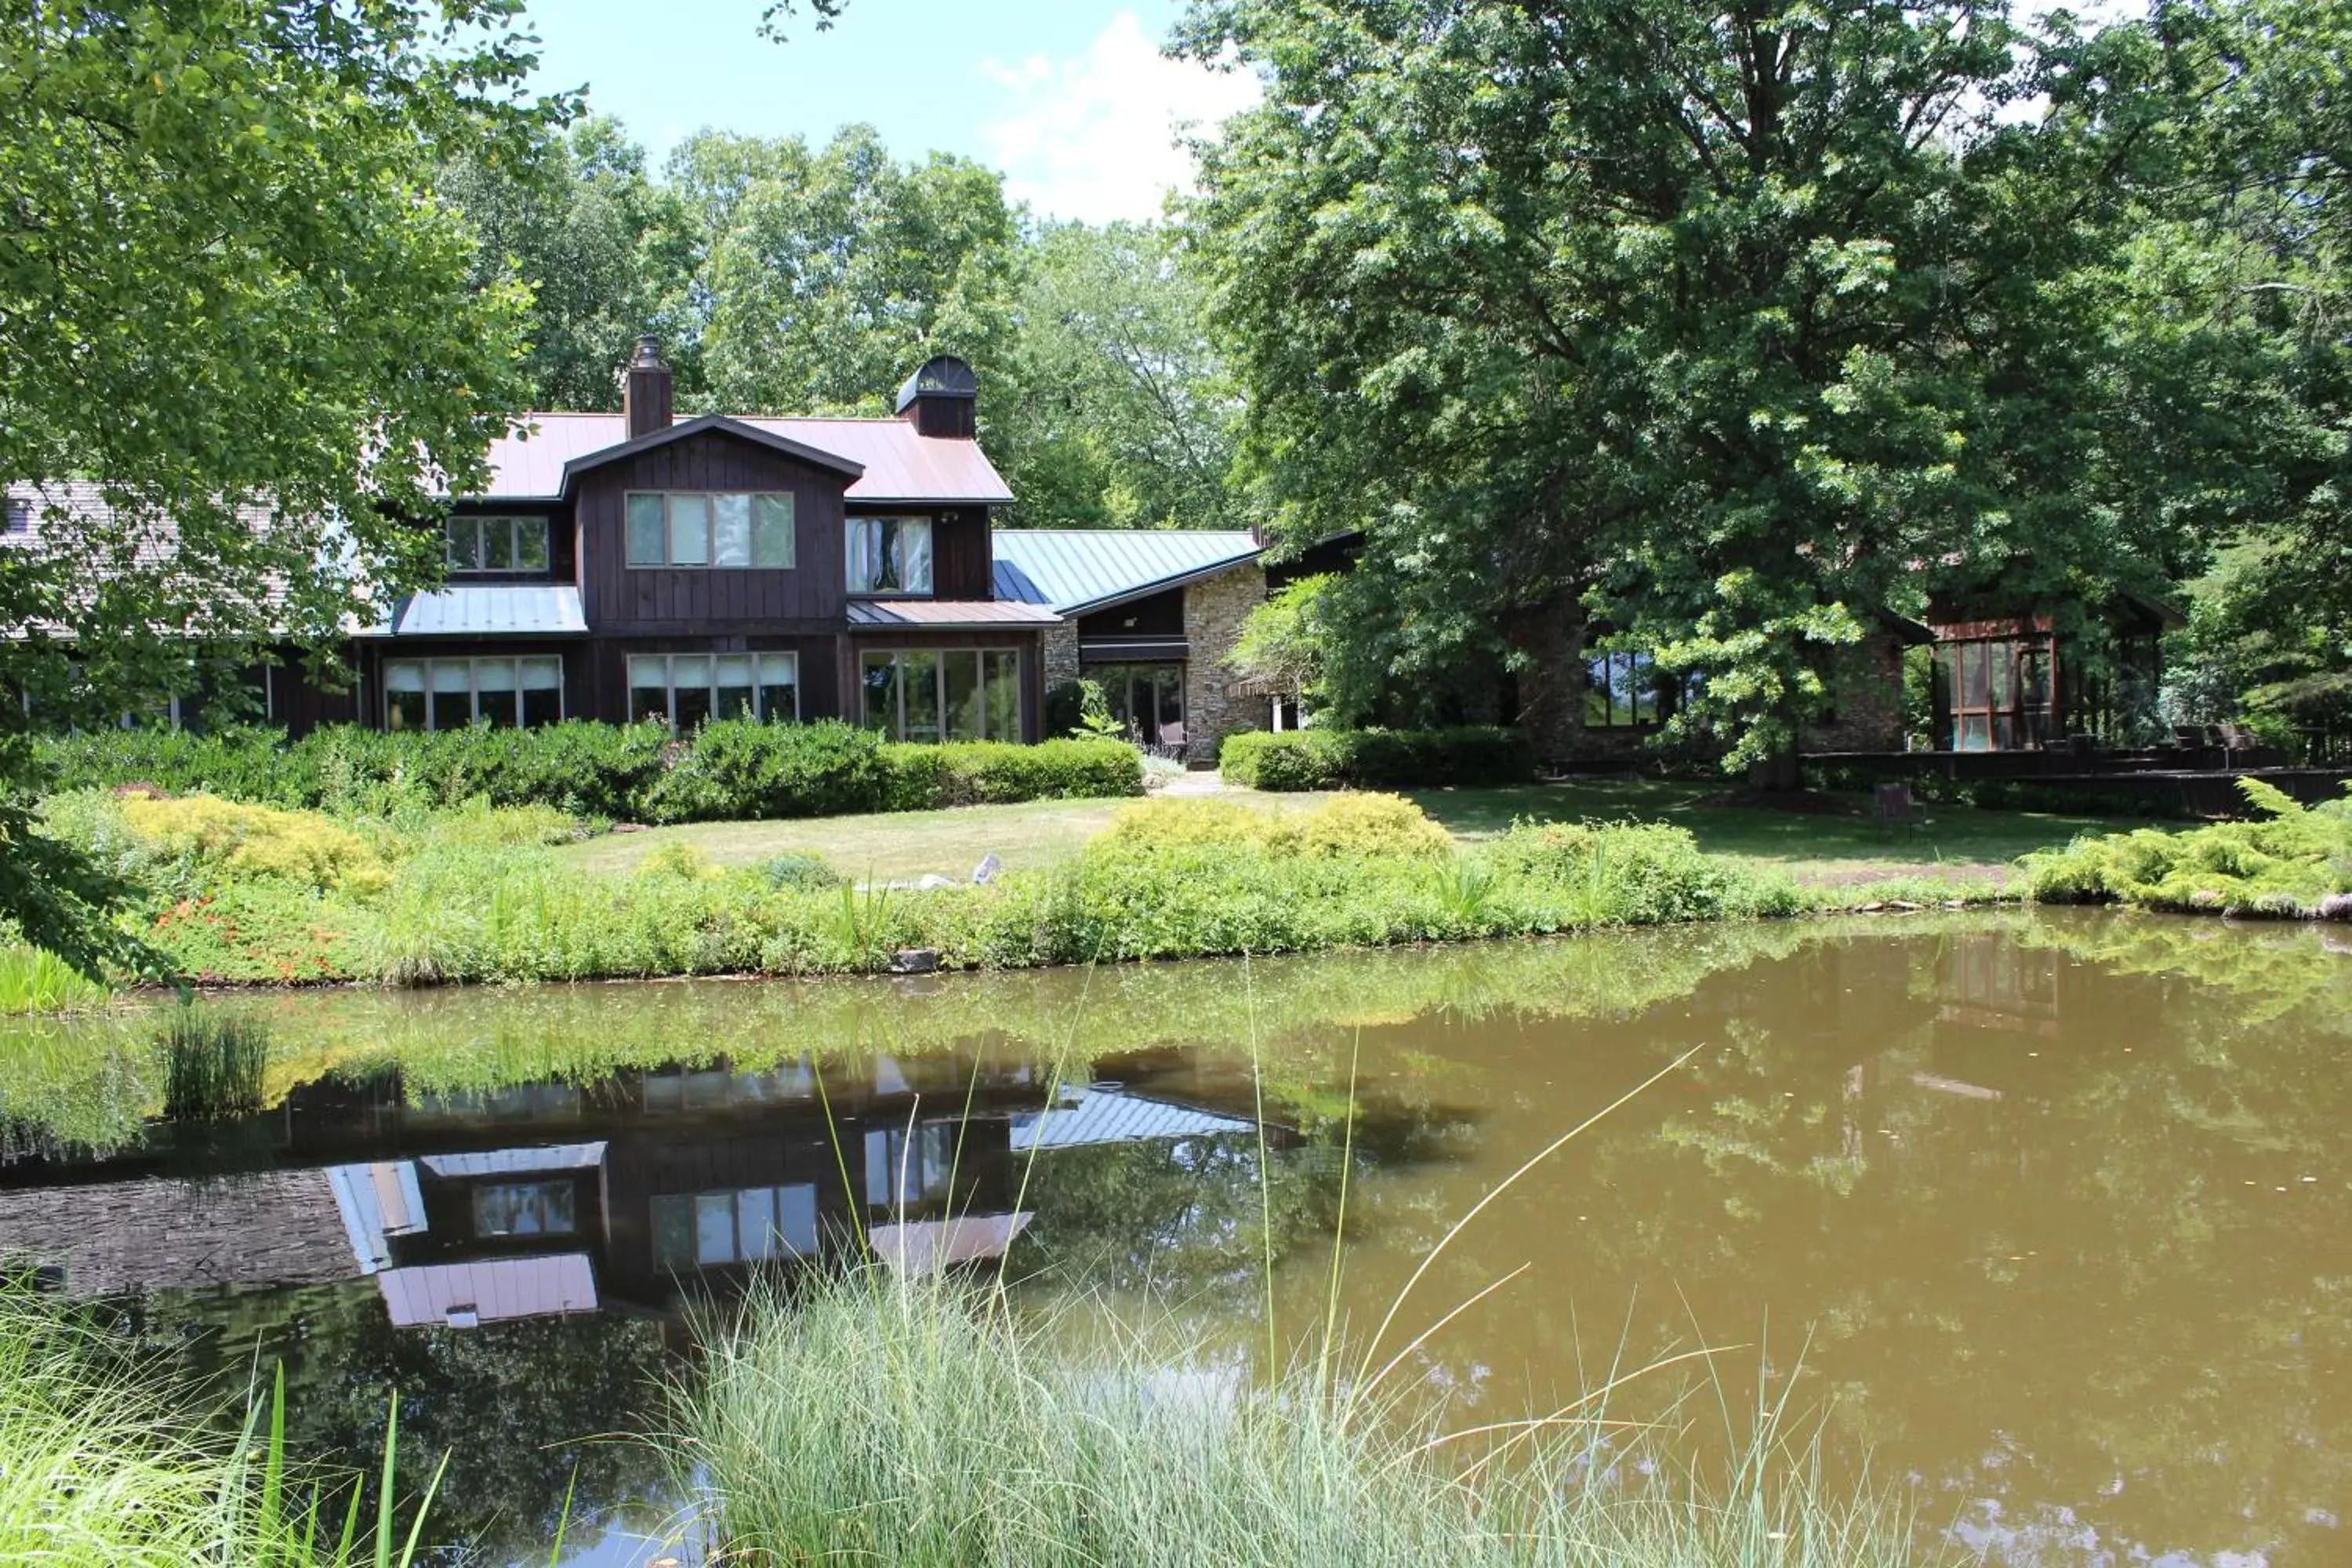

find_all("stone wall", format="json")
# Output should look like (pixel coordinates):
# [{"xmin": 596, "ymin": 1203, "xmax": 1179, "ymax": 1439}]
[
  {"xmin": 1181, "ymin": 561, "xmax": 1269, "ymax": 766},
  {"xmin": 1039, "ymin": 619, "xmax": 1081, "ymax": 720},
  {"xmin": 1807, "ymin": 631, "xmax": 1910, "ymax": 752}
]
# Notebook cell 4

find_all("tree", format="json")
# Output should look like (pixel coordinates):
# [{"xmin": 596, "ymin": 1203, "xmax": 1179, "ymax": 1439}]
[
  {"xmin": 685, "ymin": 125, "xmax": 1021, "ymax": 417},
  {"xmin": 1178, "ymin": 0, "xmax": 2251, "ymax": 770},
  {"xmin": 995, "ymin": 222, "xmax": 1240, "ymax": 529},
  {"xmin": 0, "ymin": 0, "xmax": 560, "ymax": 968},
  {"xmin": 438, "ymin": 117, "xmax": 700, "ymax": 412}
]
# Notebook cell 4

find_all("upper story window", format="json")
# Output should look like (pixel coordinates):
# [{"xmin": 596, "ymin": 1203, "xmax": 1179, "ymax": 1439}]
[
  {"xmin": 846, "ymin": 516, "xmax": 931, "ymax": 595},
  {"xmin": 448, "ymin": 514, "xmax": 550, "ymax": 573},
  {"xmin": 626, "ymin": 492, "xmax": 795, "ymax": 569}
]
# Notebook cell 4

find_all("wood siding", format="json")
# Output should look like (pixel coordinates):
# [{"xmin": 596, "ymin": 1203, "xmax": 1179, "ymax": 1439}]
[
  {"xmin": 579, "ymin": 429, "xmax": 851, "ymax": 633},
  {"xmin": 1078, "ymin": 586, "xmax": 1185, "ymax": 640}
]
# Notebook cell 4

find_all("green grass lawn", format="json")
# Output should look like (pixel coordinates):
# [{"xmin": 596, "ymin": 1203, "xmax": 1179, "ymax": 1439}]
[{"xmin": 562, "ymin": 777, "xmax": 2143, "ymax": 888}]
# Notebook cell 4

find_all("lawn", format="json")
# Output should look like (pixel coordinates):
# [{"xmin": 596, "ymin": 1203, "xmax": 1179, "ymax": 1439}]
[{"xmin": 561, "ymin": 777, "xmax": 2142, "ymax": 888}]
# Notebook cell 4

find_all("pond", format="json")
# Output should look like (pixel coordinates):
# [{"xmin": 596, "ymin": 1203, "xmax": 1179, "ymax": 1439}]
[{"xmin": 0, "ymin": 909, "xmax": 2346, "ymax": 1566}]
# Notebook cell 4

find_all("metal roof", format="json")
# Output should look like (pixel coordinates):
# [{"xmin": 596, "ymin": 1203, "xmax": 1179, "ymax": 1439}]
[
  {"xmin": 378, "ymin": 1254, "xmax": 599, "ymax": 1328},
  {"xmin": 361, "ymin": 584, "xmax": 587, "ymax": 637},
  {"xmin": 846, "ymin": 597, "xmax": 1063, "ymax": 630},
  {"xmin": 419, "ymin": 1142, "xmax": 608, "ymax": 1178},
  {"xmin": 993, "ymin": 530, "xmax": 1261, "ymax": 615},
  {"xmin": 1010, "ymin": 1088, "xmax": 1259, "ymax": 1152},
  {"xmin": 480, "ymin": 413, "xmax": 1013, "ymax": 504},
  {"xmin": 869, "ymin": 1213, "xmax": 1033, "ymax": 1272}
]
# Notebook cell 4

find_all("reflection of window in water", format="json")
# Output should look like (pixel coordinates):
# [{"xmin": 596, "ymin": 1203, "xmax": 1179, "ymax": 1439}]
[
  {"xmin": 651, "ymin": 1185, "xmax": 818, "ymax": 1269},
  {"xmin": 640, "ymin": 1063, "xmax": 817, "ymax": 1114},
  {"xmin": 1948, "ymin": 938, "xmax": 2060, "ymax": 1014},
  {"xmin": 412, "ymin": 1083, "xmax": 585, "ymax": 1126},
  {"xmin": 866, "ymin": 1123, "xmax": 957, "ymax": 1209},
  {"xmin": 472, "ymin": 1180, "xmax": 578, "ymax": 1237}
]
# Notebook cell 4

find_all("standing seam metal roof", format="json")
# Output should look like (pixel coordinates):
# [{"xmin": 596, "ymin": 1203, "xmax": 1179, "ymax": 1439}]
[
  {"xmin": 991, "ymin": 530, "xmax": 1261, "ymax": 615},
  {"xmin": 480, "ymin": 413, "xmax": 1012, "ymax": 504}
]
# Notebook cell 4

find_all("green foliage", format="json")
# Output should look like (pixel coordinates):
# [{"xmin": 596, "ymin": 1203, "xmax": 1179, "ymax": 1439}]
[
  {"xmin": 1483, "ymin": 820, "xmax": 1800, "ymax": 925},
  {"xmin": 0, "ymin": 946, "xmax": 110, "ymax": 1016},
  {"xmin": 1178, "ymin": 0, "xmax": 2292, "ymax": 768},
  {"xmin": 158, "ymin": 1007, "xmax": 268, "ymax": 1122},
  {"xmin": 2023, "ymin": 781, "xmax": 2352, "ymax": 915},
  {"xmin": 1218, "ymin": 728, "xmax": 1536, "ymax": 790},
  {"xmin": 1225, "ymin": 574, "xmax": 1334, "ymax": 703},
  {"xmin": 39, "ymin": 722, "xmax": 1142, "ymax": 826},
  {"xmin": 677, "ymin": 1269, "xmax": 1922, "ymax": 1568},
  {"xmin": 1101, "ymin": 794, "xmax": 1454, "ymax": 861},
  {"xmin": 119, "ymin": 794, "xmax": 391, "ymax": 897},
  {"xmin": 641, "ymin": 720, "xmax": 886, "ymax": 822},
  {"xmin": 758, "ymin": 851, "xmax": 842, "ymax": 891}
]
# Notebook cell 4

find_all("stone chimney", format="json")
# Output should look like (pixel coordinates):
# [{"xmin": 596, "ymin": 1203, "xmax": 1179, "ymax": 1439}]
[
  {"xmin": 622, "ymin": 335, "xmax": 673, "ymax": 439},
  {"xmin": 895, "ymin": 354, "xmax": 978, "ymax": 439}
]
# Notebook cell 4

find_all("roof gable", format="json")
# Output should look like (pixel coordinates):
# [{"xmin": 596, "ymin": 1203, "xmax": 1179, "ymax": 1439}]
[
  {"xmin": 557, "ymin": 414, "xmax": 865, "ymax": 491},
  {"xmin": 478, "ymin": 412, "xmax": 1014, "ymax": 505}
]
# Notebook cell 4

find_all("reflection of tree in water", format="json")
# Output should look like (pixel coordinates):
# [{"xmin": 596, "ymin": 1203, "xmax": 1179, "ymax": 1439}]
[{"xmin": 130, "ymin": 1281, "xmax": 674, "ymax": 1566}]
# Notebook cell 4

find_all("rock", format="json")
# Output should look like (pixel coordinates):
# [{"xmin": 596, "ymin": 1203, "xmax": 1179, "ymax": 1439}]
[
  {"xmin": 2318, "ymin": 892, "xmax": 2352, "ymax": 923},
  {"xmin": 973, "ymin": 853, "xmax": 1003, "ymax": 885},
  {"xmin": 611, "ymin": 822, "xmax": 648, "ymax": 833},
  {"xmin": 2189, "ymin": 889, "xmax": 2226, "ymax": 910},
  {"xmin": 1855, "ymin": 902, "xmax": 1886, "ymax": 913},
  {"xmin": 891, "ymin": 948, "xmax": 942, "ymax": 975},
  {"xmin": 916, "ymin": 873, "xmax": 956, "ymax": 891},
  {"xmin": 1942, "ymin": 900, "xmax": 1967, "ymax": 909},
  {"xmin": 1887, "ymin": 900, "xmax": 1923, "ymax": 913}
]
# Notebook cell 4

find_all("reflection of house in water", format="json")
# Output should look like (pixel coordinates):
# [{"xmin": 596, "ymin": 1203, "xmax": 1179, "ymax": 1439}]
[{"xmin": 0, "ymin": 1056, "xmax": 1269, "ymax": 1332}]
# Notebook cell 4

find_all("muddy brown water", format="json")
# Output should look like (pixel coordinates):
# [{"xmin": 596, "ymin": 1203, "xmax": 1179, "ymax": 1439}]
[{"xmin": 0, "ymin": 909, "xmax": 2344, "ymax": 1565}]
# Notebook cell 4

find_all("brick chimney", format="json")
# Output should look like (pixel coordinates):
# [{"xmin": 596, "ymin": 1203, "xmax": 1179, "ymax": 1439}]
[
  {"xmin": 895, "ymin": 354, "xmax": 978, "ymax": 439},
  {"xmin": 622, "ymin": 335, "xmax": 673, "ymax": 439}
]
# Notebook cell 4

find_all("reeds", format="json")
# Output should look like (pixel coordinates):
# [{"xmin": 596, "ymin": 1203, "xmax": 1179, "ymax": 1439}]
[
  {"xmin": 160, "ymin": 1008, "xmax": 269, "ymax": 1122},
  {"xmin": 673, "ymin": 1267, "xmax": 1930, "ymax": 1568}
]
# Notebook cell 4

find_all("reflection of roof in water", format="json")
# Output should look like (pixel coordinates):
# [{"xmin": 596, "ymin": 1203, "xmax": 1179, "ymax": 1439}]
[
  {"xmin": 869, "ymin": 1213, "xmax": 1033, "ymax": 1272},
  {"xmin": 1010, "ymin": 1088, "xmax": 1258, "ymax": 1152},
  {"xmin": 378, "ymin": 1254, "xmax": 599, "ymax": 1328},
  {"xmin": 0, "ymin": 1170, "xmax": 350, "ymax": 1295},
  {"xmin": 419, "ymin": 1142, "xmax": 608, "ymax": 1178}
]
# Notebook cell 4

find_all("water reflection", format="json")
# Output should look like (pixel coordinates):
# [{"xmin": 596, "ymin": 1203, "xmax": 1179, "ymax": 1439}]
[{"xmin": 0, "ymin": 913, "xmax": 2346, "ymax": 1567}]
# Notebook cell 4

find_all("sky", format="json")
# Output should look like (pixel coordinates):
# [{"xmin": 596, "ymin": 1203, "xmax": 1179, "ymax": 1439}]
[{"xmin": 523, "ymin": 0, "xmax": 1263, "ymax": 224}]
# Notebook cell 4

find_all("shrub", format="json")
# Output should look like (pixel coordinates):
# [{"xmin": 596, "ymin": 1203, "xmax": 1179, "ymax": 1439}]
[
  {"xmin": 1283, "ymin": 793, "xmax": 1453, "ymax": 860},
  {"xmin": 1483, "ymin": 819, "xmax": 1801, "ymax": 923},
  {"xmin": 1098, "ymin": 798, "xmax": 1282, "ymax": 853},
  {"xmin": 119, "ymin": 794, "xmax": 390, "ymax": 896},
  {"xmin": 2022, "ymin": 779, "xmax": 2352, "ymax": 916},
  {"xmin": 886, "ymin": 738, "xmax": 1143, "ymax": 809},
  {"xmin": 1220, "ymin": 728, "xmax": 1534, "ymax": 790},
  {"xmin": 641, "ymin": 720, "xmax": 887, "ymax": 823},
  {"xmin": 760, "ymin": 852, "xmax": 842, "ymax": 891}
]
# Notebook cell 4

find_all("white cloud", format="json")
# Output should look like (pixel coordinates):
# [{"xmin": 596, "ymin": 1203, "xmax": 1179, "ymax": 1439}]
[{"xmin": 980, "ymin": 13, "xmax": 1261, "ymax": 224}]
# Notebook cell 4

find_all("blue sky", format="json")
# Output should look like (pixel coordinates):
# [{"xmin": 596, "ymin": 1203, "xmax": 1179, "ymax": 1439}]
[{"xmin": 523, "ymin": 1, "xmax": 1259, "ymax": 223}]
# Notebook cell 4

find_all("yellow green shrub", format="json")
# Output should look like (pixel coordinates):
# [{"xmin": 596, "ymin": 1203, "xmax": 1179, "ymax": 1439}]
[
  {"xmin": 1097, "ymin": 798, "xmax": 1281, "ymax": 852},
  {"xmin": 1278, "ymin": 793, "xmax": 1454, "ymax": 860},
  {"xmin": 120, "ymin": 794, "xmax": 390, "ymax": 897}
]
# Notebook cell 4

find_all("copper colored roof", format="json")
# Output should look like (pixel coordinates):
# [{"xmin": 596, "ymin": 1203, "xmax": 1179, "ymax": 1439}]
[
  {"xmin": 377, "ymin": 1254, "xmax": 599, "ymax": 1327},
  {"xmin": 845, "ymin": 598, "xmax": 1062, "ymax": 629},
  {"xmin": 481, "ymin": 413, "xmax": 1013, "ymax": 505}
]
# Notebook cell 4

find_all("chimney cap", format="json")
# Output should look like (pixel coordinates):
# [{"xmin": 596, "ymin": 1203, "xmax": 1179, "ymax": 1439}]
[
  {"xmin": 630, "ymin": 333, "xmax": 666, "ymax": 370},
  {"xmin": 895, "ymin": 354, "xmax": 977, "ymax": 414}
]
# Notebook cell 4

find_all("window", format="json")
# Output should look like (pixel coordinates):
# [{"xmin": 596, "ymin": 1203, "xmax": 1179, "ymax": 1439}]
[
  {"xmin": 1584, "ymin": 649, "xmax": 1661, "ymax": 728},
  {"xmin": 384, "ymin": 656, "xmax": 562, "ymax": 731},
  {"xmin": 650, "ymin": 1185, "xmax": 818, "ymax": 1270},
  {"xmin": 1096, "ymin": 663, "xmax": 1185, "ymax": 750},
  {"xmin": 625, "ymin": 492, "xmax": 794, "ymax": 568},
  {"xmin": 446, "ymin": 514, "xmax": 550, "ymax": 573},
  {"xmin": 860, "ymin": 649, "xmax": 1019, "ymax": 742},
  {"xmin": 1936, "ymin": 637, "xmax": 2056, "ymax": 752},
  {"xmin": 472, "ymin": 1180, "xmax": 577, "ymax": 1238},
  {"xmin": 628, "ymin": 652, "xmax": 799, "ymax": 730},
  {"xmin": 845, "ymin": 516, "xmax": 932, "ymax": 594},
  {"xmin": 2, "ymin": 496, "xmax": 30, "ymax": 535},
  {"xmin": 865, "ymin": 1123, "xmax": 958, "ymax": 1210}
]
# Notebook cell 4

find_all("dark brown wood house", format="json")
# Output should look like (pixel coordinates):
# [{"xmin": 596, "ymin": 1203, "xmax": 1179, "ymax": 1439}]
[{"xmin": 332, "ymin": 342, "xmax": 1058, "ymax": 741}]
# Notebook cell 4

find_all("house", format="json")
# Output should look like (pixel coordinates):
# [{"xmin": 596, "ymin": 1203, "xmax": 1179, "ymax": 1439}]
[{"xmin": 1922, "ymin": 590, "xmax": 2180, "ymax": 753}]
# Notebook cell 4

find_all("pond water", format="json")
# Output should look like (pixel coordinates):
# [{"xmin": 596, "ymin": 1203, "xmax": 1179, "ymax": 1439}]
[{"xmin": 1, "ymin": 910, "xmax": 2347, "ymax": 1566}]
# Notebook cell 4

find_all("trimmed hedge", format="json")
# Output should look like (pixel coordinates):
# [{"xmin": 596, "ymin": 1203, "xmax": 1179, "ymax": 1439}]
[
  {"xmin": 1218, "ymin": 727, "xmax": 1536, "ymax": 791},
  {"xmin": 35, "ymin": 720, "xmax": 1142, "ymax": 824}
]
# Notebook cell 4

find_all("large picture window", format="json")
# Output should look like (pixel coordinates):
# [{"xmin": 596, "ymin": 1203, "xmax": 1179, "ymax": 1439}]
[
  {"xmin": 628, "ymin": 652, "xmax": 799, "ymax": 730},
  {"xmin": 845, "ymin": 516, "xmax": 933, "ymax": 594},
  {"xmin": 446, "ymin": 514, "xmax": 550, "ymax": 573},
  {"xmin": 625, "ymin": 492, "xmax": 794, "ymax": 568},
  {"xmin": 860, "ymin": 649, "xmax": 1018, "ymax": 742},
  {"xmin": 384, "ymin": 656, "xmax": 563, "ymax": 731},
  {"xmin": 1584, "ymin": 649, "xmax": 1661, "ymax": 728},
  {"xmin": 472, "ymin": 1180, "xmax": 577, "ymax": 1238}
]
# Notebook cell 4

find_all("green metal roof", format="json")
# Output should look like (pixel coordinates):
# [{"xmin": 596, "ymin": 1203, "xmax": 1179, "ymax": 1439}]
[{"xmin": 993, "ymin": 529, "xmax": 1259, "ymax": 616}]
